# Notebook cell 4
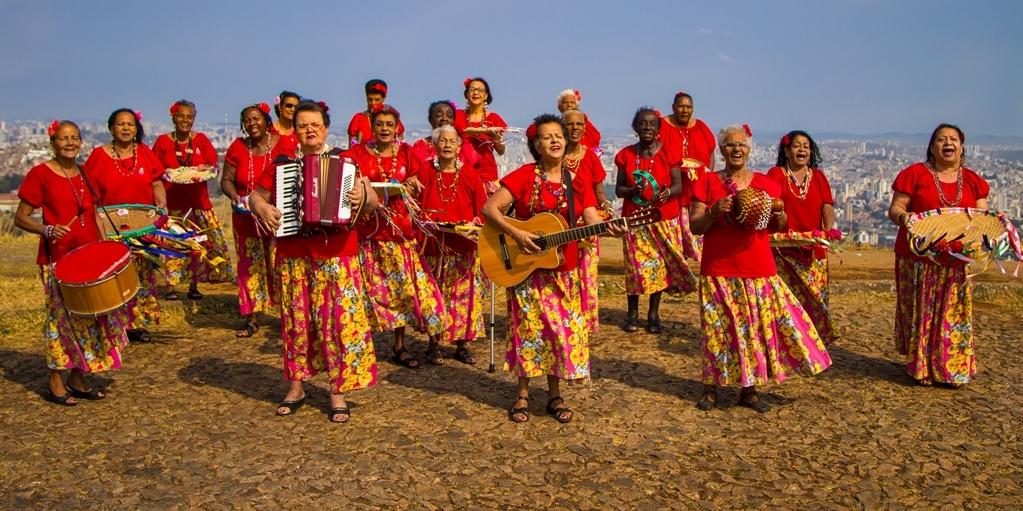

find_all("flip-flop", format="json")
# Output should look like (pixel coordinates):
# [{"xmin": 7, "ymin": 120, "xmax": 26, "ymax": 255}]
[
  {"xmin": 44, "ymin": 389, "xmax": 77, "ymax": 407},
  {"xmin": 66, "ymin": 385, "xmax": 106, "ymax": 400},
  {"xmin": 546, "ymin": 396, "xmax": 573, "ymax": 423},
  {"xmin": 275, "ymin": 396, "xmax": 306, "ymax": 416},
  {"xmin": 236, "ymin": 322, "xmax": 259, "ymax": 338}
]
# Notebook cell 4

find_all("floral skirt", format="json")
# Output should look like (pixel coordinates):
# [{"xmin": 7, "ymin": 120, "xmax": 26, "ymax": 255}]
[
  {"xmin": 41, "ymin": 267, "xmax": 129, "ymax": 372},
  {"xmin": 678, "ymin": 206, "xmax": 703, "ymax": 264},
  {"xmin": 426, "ymin": 252, "xmax": 486, "ymax": 343},
  {"xmin": 505, "ymin": 268, "xmax": 589, "ymax": 380},
  {"xmin": 360, "ymin": 239, "xmax": 446, "ymax": 335},
  {"xmin": 579, "ymin": 239, "xmax": 600, "ymax": 332},
  {"xmin": 232, "ymin": 212, "xmax": 276, "ymax": 316},
  {"xmin": 623, "ymin": 217, "xmax": 698, "ymax": 296},
  {"xmin": 125, "ymin": 258, "xmax": 160, "ymax": 329},
  {"xmin": 774, "ymin": 249, "xmax": 834, "ymax": 344},
  {"xmin": 698, "ymin": 275, "xmax": 831, "ymax": 387},
  {"xmin": 276, "ymin": 255, "xmax": 377, "ymax": 393},
  {"xmin": 894, "ymin": 257, "xmax": 974, "ymax": 384},
  {"xmin": 163, "ymin": 208, "xmax": 234, "ymax": 285}
]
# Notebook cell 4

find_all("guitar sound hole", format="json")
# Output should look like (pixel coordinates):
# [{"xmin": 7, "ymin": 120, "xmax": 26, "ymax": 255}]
[{"xmin": 534, "ymin": 232, "xmax": 548, "ymax": 251}]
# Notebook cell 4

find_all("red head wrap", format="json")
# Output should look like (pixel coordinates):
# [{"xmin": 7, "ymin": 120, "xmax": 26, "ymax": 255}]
[
  {"xmin": 47, "ymin": 120, "xmax": 60, "ymax": 137},
  {"xmin": 369, "ymin": 83, "xmax": 387, "ymax": 95}
]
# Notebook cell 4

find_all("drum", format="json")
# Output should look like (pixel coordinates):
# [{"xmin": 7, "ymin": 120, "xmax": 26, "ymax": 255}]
[
  {"xmin": 96, "ymin": 204, "xmax": 163, "ymax": 239},
  {"xmin": 54, "ymin": 241, "xmax": 140, "ymax": 315}
]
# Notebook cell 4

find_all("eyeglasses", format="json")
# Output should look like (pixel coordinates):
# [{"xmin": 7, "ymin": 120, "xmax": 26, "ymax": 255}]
[
  {"xmin": 722, "ymin": 142, "xmax": 750, "ymax": 149},
  {"xmin": 282, "ymin": 103, "xmax": 298, "ymax": 109},
  {"xmin": 467, "ymin": 87, "xmax": 486, "ymax": 94},
  {"xmin": 296, "ymin": 123, "xmax": 324, "ymax": 131}
]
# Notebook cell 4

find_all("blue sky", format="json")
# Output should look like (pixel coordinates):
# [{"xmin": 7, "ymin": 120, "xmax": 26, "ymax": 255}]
[{"xmin": 2, "ymin": 0, "xmax": 1021, "ymax": 136}]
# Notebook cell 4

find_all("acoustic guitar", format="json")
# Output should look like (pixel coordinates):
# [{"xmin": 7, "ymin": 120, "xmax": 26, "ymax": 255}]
[{"xmin": 479, "ymin": 208, "xmax": 662, "ymax": 287}]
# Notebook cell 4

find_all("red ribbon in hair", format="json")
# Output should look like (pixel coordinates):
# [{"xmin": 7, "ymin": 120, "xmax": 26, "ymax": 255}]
[
  {"xmin": 47, "ymin": 120, "xmax": 60, "ymax": 137},
  {"xmin": 573, "ymin": 89, "xmax": 581, "ymax": 101},
  {"xmin": 169, "ymin": 102, "xmax": 181, "ymax": 115},
  {"xmin": 742, "ymin": 124, "xmax": 751, "ymax": 137},
  {"xmin": 781, "ymin": 134, "xmax": 791, "ymax": 146},
  {"xmin": 258, "ymin": 102, "xmax": 271, "ymax": 114},
  {"xmin": 369, "ymin": 83, "xmax": 387, "ymax": 94},
  {"xmin": 463, "ymin": 77, "xmax": 473, "ymax": 88},
  {"xmin": 525, "ymin": 123, "xmax": 537, "ymax": 140},
  {"xmin": 317, "ymin": 101, "xmax": 329, "ymax": 113}
]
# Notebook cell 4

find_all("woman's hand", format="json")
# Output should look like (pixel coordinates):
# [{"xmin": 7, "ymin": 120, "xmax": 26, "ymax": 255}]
[
  {"xmin": 606, "ymin": 218, "xmax": 627, "ymax": 238},
  {"xmin": 404, "ymin": 176, "xmax": 424, "ymax": 196},
  {"xmin": 657, "ymin": 186, "xmax": 671, "ymax": 203},
  {"xmin": 710, "ymin": 196, "xmax": 733, "ymax": 216},
  {"xmin": 47, "ymin": 224, "xmax": 71, "ymax": 241},
  {"xmin": 252, "ymin": 199, "xmax": 282, "ymax": 233},
  {"xmin": 511, "ymin": 227, "xmax": 542, "ymax": 255}
]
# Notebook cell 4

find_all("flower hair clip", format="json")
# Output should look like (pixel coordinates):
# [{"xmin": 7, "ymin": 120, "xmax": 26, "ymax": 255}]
[
  {"xmin": 134, "ymin": 110, "xmax": 143, "ymax": 122},
  {"xmin": 258, "ymin": 102, "xmax": 271, "ymax": 114},
  {"xmin": 573, "ymin": 89, "xmax": 581, "ymax": 101},
  {"xmin": 169, "ymin": 102, "xmax": 181, "ymax": 115},
  {"xmin": 525, "ymin": 123, "xmax": 537, "ymax": 140},
  {"xmin": 463, "ymin": 77, "xmax": 472, "ymax": 88},
  {"xmin": 742, "ymin": 124, "xmax": 752, "ymax": 137},
  {"xmin": 317, "ymin": 101, "xmax": 329, "ymax": 113},
  {"xmin": 47, "ymin": 120, "xmax": 60, "ymax": 137},
  {"xmin": 445, "ymin": 100, "xmax": 458, "ymax": 111},
  {"xmin": 274, "ymin": 96, "xmax": 281, "ymax": 106},
  {"xmin": 781, "ymin": 134, "xmax": 791, "ymax": 146}
]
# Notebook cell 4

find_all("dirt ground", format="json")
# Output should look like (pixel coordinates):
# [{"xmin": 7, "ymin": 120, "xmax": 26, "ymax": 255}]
[{"xmin": 1, "ymin": 236, "xmax": 1021, "ymax": 510}]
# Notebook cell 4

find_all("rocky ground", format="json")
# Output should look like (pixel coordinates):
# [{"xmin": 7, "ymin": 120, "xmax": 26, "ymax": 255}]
[{"xmin": 0, "ymin": 237, "xmax": 1020, "ymax": 510}]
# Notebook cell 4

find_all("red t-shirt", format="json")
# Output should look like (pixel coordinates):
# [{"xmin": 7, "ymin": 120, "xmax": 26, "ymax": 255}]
[
  {"xmin": 891, "ymin": 162, "xmax": 990, "ymax": 261},
  {"xmin": 84, "ymin": 144, "xmax": 165, "ymax": 206},
  {"xmin": 614, "ymin": 145, "xmax": 680, "ymax": 219},
  {"xmin": 153, "ymin": 132, "xmax": 219, "ymax": 211},
  {"xmin": 418, "ymin": 163, "xmax": 488, "ymax": 256},
  {"xmin": 453, "ymin": 110, "xmax": 507, "ymax": 182},
  {"xmin": 224, "ymin": 137, "xmax": 281, "ymax": 197},
  {"xmin": 692, "ymin": 172, "xmax": 780, "ymax": 278},
  {"xmin": 582, "ymin": 117, "xmax": 601, "ymax": 151},
  {"xmin": 349, "ymin": 142, "xmax": 422, "ymax": 242},
  {"xmin": 268, "ymin": 124, "xmax": 299, "ymax": 150},
  {"xmin": 256, "ymin": 145, "xmax": 358, "ymax": 260},
  {"xmin": 660, "ymin": 117, "xmax": 715, "ymax": 207},
  {"xmin": 346, "ymin": 111, "xmax": 406, "ymax": 147},
  {"xmin": 499, "ymin": 163, "xmax": 597, "ymax": 271},
  {"xmin": 19, "ymin": 163, "xmax": 104, "ymax": 264},
  {"xmin": 574, "ymin": 149, "xmax": 606, "ymax": 191},
  {"xmin": 765, "ymin": 166, "xmax": 835, "ymax": 232}
]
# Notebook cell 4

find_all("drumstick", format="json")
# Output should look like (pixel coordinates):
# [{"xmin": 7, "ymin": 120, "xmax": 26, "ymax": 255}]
[{"xmin": 64, "ymin": 216, "xmax": 78, "ymax": 228}]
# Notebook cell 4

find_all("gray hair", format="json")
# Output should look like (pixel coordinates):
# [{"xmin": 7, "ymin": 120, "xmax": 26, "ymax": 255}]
[
  {"xmin": 430, "ymin": 125, "xmax": 459, "ymax": 144},
  {"xmin": 717, "ymin": 124, "xmax": 751, "ymax": 147},
  {"xmin": 561, "ymin": 109, "xmax": 585, "ymax": 120}
]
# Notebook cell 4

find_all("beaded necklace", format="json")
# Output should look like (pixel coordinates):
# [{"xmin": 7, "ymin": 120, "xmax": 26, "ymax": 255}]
[
  {"xmin": 928, "ymin": 163, "xmax": 963, "ymax": 207},
  {"xmin": 784, "ymin": 165, "xmax": 813, "ymax": 200},
  {"xmin": 245, "ymin": 135, "xmax": 271, "ymax": 191},
  {"xmin": 633, "ymin": 143, "xmax": 657, "ymax": 178},
  {"xmin": 677, "ymin": 121, "xmax": 691, "ymax": 158},
  {"xmin": 110, "ymin": 142, "xmax": 139, "ymax": 177},
  {"xmin": 56, "ymin": 161, "xmax": 86, "ymax": 227},
  {"xmin": 563, "ymin": 145, "xmax": 587, "ymax": 171},
  {"xmin": 432, "ymin": 155, "xmax": 461, "ymax": 204},
  {"xmin": 172, "ymin": 132, "xmax": 194, "ymax": 166},
  {"xmin": 370, "ymin": 141, "xmax": 400, "ymax": 180},
  {"xmin": 529, "ymin": 162, "xmax": 568, "ymax": 215}
]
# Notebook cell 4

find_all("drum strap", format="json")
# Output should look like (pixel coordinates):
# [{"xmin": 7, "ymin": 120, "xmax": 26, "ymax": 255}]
[{"xmin": 565, "ymin": 167, "xmax": 575, "ymax": 227}]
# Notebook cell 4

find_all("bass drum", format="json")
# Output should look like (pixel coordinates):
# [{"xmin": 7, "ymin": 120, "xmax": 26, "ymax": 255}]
[{"xmin": 54, "ymin": 241, "xmax": 140, "ymax": 315}]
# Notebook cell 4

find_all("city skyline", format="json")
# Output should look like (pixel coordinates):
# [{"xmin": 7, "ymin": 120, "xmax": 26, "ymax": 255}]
[{"xmin": 2, "ymin": 1, "xmax": 1022, "ymax": 137}]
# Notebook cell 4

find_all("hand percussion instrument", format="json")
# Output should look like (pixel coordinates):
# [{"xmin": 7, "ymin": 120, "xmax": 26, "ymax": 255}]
[
  {"xmin": 96, "ymin": 204, "xmax": 163, "ymax": 239},
  {"xmin": 54, "ymin": 241, "xmax": 140, "ymax": 315},
  {"xmin": 771, "ymin": 230, "xmax": 843, "ymax": 248},
  {"xmin": 731, "ymin": 188, "xmax": 784, "ymax": 231},
  {"xmin": 426, "ymin": 221, "xmax": 482, "ymax": 243},
  {"xmin": 630, "ymin": 170, "xmax": 660, "ymax": 207},
  {"xmin": 905, "ymin": 207, "xmax": 1023, "ymax": 271},
  {"xmin": 274, "ymin": 152, "xmax": 359, "ymax": 237},
  {"xmin": 371, "ymin": 181, "xmax": 406, "ymax": 201},
  {"xmin": 163, "ymin": 164, "xmax": 217, "ymax": 184}
]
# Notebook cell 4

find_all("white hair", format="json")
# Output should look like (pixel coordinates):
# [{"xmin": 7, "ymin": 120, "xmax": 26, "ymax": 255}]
[
  {"xmin": 430, "ymin": 125, "xmax": 459, "ymax": 144},
  {"xmin": 557, "ymin": 89, "xmax": 579, "ymax": 105},
  {"xmin": 717, "ymin": 124, "xmax": 751, "ymax": 147}
]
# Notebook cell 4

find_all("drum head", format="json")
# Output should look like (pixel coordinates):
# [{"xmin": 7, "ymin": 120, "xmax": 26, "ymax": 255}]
[{"xmin": 54, "ymin": 241, "xmax": 132, "ymax": 284}]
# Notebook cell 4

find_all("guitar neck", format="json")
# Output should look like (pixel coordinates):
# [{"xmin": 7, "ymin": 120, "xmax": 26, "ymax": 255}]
[{"xmin": 540, "ymin": 218, "xmax": 625, "ymax": 249}]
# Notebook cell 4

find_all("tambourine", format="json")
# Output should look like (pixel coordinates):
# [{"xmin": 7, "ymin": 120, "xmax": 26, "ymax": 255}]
[
  {"xmin": 905, "ymin": 207, "xmax": 1023, "ymax": 272},
  {"xmin": 163, "ymin": 165, "xmax": 217, "ymax": 184},
  {"xmin": 630, "ymin": 169, "xmax": 660, "ymax": 207}
]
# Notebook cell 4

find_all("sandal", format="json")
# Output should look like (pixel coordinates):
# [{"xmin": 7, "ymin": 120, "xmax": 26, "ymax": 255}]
[
  {"xmin": 66, "ymin": 383, "xmax": 106, "ymax": 400},
  {"xmin": 163, "ymin": 290, "xmax": 179, "ymax": 301},
  {"xmin": 236, "ymin": 321, "xmax": 259, "ymax": 338},
  {"xmin": 424, "ymin": 345, "xmax": 444, "ymax": 365},
  {"xmin": 453, "ymin": 346, "xmax": 475, "ymax": 365},
  {"xmin": 43, "ymin": 388, "xmax": 77, "ymax": 407},
  {"xmin": 546, "ymin": 396, "xmax": 574, "ymax": 423},
  {"xmin": 509, "ymin": 395, "xmax": 529, "ymax": 423},
  {"xmin": 738, "ymin": 389, "xmax": 771, "ymax": 413},
  {"xmin": 623, "ymin": 314, "xmax": 639, "ymax": 333},
  {"xmin": 696, "ymin": 390, "xmax": 717, "ymax": 411},
  {"xmin": 392, "ymin": 348, "xmax": 420, "ymax": 369},
  {"xmin": 127, "ymin": 329, "xmax": 152, "ymax": 343},
  {"xmin": 187, "ymin": 289, "xmax": 204, "ymax": 300},
  {"xmin": 646, "ymin": 316, "xmax": 662, "ymax": 334},
  {"xmin": 275, "ymin": 395, "xmax": 306, "ymax": 416},
  {"xmin": 917, "ymin": 378, "xmax": 934, "ymax": 386},
  {"xmin": 328, "ymin": 406, "xmax": 351, "ymax": 423}
]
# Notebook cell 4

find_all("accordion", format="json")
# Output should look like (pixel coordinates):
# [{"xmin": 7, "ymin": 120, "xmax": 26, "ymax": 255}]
[
  {"xmin": 273, "ymin": 152, "xmax": 359, "ymax": 237},
  {"xmin": 730, "ymin": 187, "xmax": 784, "ymax": 231}
]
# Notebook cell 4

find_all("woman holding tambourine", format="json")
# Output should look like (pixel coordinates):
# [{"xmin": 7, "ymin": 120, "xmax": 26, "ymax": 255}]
[
  {"xmin": 614, "ymin": 107, "xmax": 697, "ymax": 334},
  {"xmin": 15, "ymin": 120, "xmax": 130, "ymax": 406},
  {"xmin": 887, "ymin": 123, "xmax": 989, "ymax": 387},
  {"xmin": 84, "ymin": 108, "xmax": 166, "ymax": 343}
]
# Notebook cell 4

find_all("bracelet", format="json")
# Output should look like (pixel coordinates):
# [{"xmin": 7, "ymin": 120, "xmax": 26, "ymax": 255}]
[
  {"xmin": 43, "ymin": 225, "xmax": 53, "ymax": 239},
  {"xmin": 600, "ymin": 200, "xmax": 613, "ymax": 209}
]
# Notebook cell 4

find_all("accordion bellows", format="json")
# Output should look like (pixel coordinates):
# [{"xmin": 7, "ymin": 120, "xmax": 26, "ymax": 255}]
[{"xmin": 731, "ymin": 188, "xmax": 783, "ymax": 231}]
